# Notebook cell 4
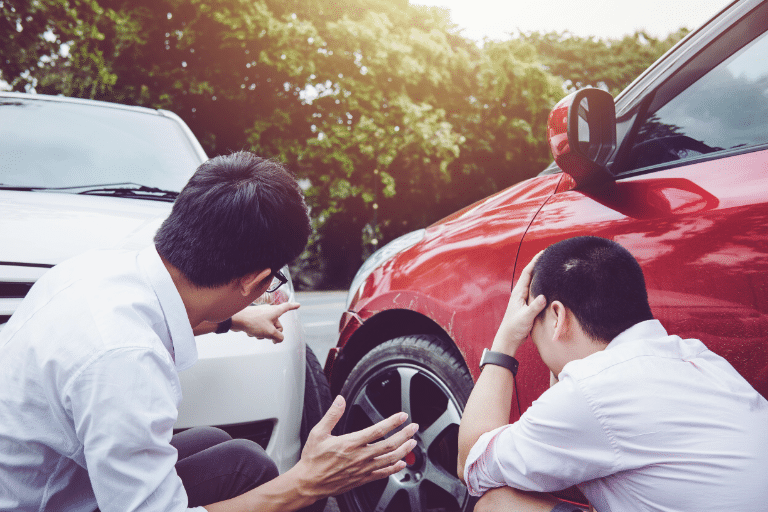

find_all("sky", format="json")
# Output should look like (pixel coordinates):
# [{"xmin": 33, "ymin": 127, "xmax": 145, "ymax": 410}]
[{"xmin": 414, "ymin": 0, "xmax": 732, "ymax": 40}]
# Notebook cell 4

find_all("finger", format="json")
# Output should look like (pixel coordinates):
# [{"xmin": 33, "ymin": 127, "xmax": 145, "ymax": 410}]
[
  {"xmin": 354, "ymin": 412, "xmax": 408, "ymax": 446},
  {"xmin": 270, "ymin": 329, "xmax": 285, "ymax": 343},
  {"xmin": 512, "ymin": 251, "xmax": 544, "ymax": 299},
  {"xmin": 521, "ymin": 251, "xmax": 543, "ymax": 280},
  {"xmin": 334, "ymin": 460, "xmax": 408, "ymax": 495},
  {"xmin": 368, "ymin": 422, "xmax": 418, "ymax": 452},
  {"xmin": 372, "ymin": 437, "xmax": 418, "ymax": 468},
  {"xmin": 368, "ymin": 459, "xmax": 408, "ymax": 481},
  {"xmin": 275, "ymin": 302, "xmax": 300, "ymax": 316},
  {"xmin": 311, "ymin": 395, "xmax": 346, "ymax": 436},
  {"xmin": 275, "ymin": 319, "xmax": 283, "ymax": 332},
  {"xmin": 524, "ymin": 294, "xmax": 547, "ymax": 320}
]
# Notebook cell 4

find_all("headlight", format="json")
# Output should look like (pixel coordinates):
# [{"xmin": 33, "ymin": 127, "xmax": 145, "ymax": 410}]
[
  {"xmin": 346, "ymin": 229, "xmax": 426, "ymax": 309},
  {"xmin": 252, "ymin": 265, "xmax": 294, "ymax": 305}
]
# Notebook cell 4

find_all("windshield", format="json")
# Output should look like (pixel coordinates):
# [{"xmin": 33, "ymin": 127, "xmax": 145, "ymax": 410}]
[{"xmin": 0, "ymin": 97, "xmax": 203, "ymax": 192}]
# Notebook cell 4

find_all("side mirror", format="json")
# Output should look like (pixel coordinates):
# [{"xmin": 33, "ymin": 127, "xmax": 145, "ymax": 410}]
[{"xmin": 547, "ymin": 88, "xmax": 616, "ymax": 188}]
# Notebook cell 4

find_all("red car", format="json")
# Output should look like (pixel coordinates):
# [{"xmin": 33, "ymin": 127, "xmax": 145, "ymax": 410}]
[{"xmin": 326, "ymin": 1, "xmax": 768, "ymax": 511}]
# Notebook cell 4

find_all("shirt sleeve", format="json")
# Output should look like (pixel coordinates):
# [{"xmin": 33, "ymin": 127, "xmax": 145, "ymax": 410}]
[
  {"xmin": 67, "ymin": 346, "xmax": 204, "ymax": 512},
  {"xmin": 464, "ymin": 375, "xmax": 619, "ymax": 496}
]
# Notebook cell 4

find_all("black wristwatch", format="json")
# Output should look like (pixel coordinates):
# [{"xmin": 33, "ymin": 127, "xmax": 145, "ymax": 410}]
[{"xmin": 480, "ymin": 348, "xmax": 519, "ymax": 376}]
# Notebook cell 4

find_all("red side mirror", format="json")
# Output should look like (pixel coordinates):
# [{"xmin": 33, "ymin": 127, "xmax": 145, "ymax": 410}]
[{"xmin": 547, "ymin": 88, "xmax": 616, "ymax": 188}]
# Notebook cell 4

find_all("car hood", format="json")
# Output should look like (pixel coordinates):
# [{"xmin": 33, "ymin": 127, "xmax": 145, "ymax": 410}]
[{"xmin": 0, "ymin": 190, "xmax": 171, "ymax": 266}]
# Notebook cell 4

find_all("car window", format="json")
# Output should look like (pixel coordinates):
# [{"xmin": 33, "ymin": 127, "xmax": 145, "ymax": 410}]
[
  {"xmin": 0, "ymin": 99, "xmax": 201, "ymax": 192},
  {"xmin": 625, "ymin": 29, "xmax": 768, "ymax": 171}
]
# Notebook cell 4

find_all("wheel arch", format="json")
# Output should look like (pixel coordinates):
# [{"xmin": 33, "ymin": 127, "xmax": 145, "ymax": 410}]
[{"xmin": 329, "ymin": 309, "xmax": 469, "ymax": 395}]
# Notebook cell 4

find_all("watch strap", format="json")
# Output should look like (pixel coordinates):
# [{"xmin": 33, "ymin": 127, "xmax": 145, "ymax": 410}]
[{"xmin": 480, "ymin": 348, "xmax": 519, "ymax": 376}]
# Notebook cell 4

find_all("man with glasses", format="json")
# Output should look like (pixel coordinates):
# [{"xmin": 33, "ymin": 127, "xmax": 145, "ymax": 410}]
[{"xmin": 0, "ymin": 152, "xmax": 418, "ymax": 512}]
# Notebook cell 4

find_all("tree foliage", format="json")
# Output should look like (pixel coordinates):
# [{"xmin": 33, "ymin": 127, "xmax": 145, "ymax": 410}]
[
  {"xmin": 1, "ymin": 0, "xmax": 684, "ymax": 288},
  {"xmin": 520, "ymin": 29, "xmax": 689, "ymax": 96},
  {"xmin": 1, "ymin": 0, "xmax": 119, "ymax": 96}
]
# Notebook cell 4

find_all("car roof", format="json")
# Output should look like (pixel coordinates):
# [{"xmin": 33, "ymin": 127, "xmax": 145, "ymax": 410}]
[
  {"xmin": 0, "ymin": 91, "xmax": 162, "ymax": 116},
  {"xmin": 614, "ymin": 0, "xmax": 755, "ymax": 115}
]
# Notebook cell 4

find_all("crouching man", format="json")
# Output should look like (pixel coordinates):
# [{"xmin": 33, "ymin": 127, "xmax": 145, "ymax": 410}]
[
  {"xmin": 0, "ymin": 152, "xmax": 417, "ymax": 512},
  {"xmin": 458, "ymin": 236, "xmax": 768, "ymax": 512}
]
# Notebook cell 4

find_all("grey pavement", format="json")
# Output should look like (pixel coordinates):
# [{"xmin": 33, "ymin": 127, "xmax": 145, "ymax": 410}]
[{"xmin": 295, "ymin": 290, "xmax": 348, "ymax": 368}]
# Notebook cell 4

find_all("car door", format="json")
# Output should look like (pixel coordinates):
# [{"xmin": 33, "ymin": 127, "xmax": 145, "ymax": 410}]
[{"xmin": 514, "ymin": 3, "xmax": 768, "ymax": 412}]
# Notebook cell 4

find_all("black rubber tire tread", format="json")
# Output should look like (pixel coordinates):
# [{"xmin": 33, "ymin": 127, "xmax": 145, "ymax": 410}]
[
  {"xmin": 336, "ymin": 334, "xmax": 475, "ymax": 512},
  {"xmin": 346, "ymin": 334, "xmax": 473, "ymax": 405},
  {"xmin": 299, "ymin": 347, "xmax": 333, "ymax": 512},
  {"xmin": 301, "ymin": 346, "xmax": 333, "ymax": 445}
]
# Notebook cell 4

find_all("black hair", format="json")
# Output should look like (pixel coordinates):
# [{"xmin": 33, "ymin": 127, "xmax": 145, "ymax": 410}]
[
  {"xmin": 530, "ymin": 236, "xmax": 653, "ymax": 343},
  {"xmin": 154, "ymin": 151, "xmax": 311, "ymax": 287}
]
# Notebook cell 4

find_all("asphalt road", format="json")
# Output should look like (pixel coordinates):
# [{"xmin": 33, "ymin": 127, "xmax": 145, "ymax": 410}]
[
  {"xmin": 295, "ymin": 290, "xmax": 348, "ymax": 368},
  {"xmin": 294, "ymin": 290, "xmax": 347, "ymax": 512}
]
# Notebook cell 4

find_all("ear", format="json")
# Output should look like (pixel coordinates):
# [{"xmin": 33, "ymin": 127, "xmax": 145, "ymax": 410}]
[
  {"xmin": 237, "ymin": 268, "xmax": 273, "ymax": 296},
  {"xmin": 550, "ymin": 300, "xmax": 571, "ymax": 342}
]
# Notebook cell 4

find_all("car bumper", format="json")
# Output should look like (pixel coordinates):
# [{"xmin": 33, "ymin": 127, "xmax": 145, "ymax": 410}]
[{"xmin": 176, "ymin": 308, "xmax": 305, "ymax": 474}]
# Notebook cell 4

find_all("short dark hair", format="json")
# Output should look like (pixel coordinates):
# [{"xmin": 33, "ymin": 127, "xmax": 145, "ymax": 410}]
[
  {"xmin": 154, "ymin": 151, "xmax": 311, "ymax": 287},
  {"xmin": 530, "ymin": 236, "xmax": 653, "ymax": 343}
]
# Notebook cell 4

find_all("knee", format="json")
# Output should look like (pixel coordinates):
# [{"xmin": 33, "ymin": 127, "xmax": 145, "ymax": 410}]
[
  {"xmin": 227, "ymin": 439, "xmax": 279, "ymax": 482},
  {"xmin": 475, "ymin": 486, "xmax": 538, "ymax": 512},
  {"xmin": 195, "ymin": 426, "xmax": 233, "ymax": 445},
  {"xmin": 475, "ymin": 487, "xmax": 510, "ymax": 512},
  {"xmin": 475, "ymin": 491, "xmax": 498, "ymax": 512}
]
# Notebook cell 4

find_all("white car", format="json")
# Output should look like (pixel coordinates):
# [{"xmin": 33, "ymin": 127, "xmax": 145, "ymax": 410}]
[{"xmin": 0, "ymin": 92, "xmax": 329, "ymax": 478}]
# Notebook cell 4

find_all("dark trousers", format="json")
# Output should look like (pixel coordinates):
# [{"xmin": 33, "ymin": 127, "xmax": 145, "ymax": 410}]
[{"xmin": 172, "ymin": 426, "xmax": 279, "ymax": 508}]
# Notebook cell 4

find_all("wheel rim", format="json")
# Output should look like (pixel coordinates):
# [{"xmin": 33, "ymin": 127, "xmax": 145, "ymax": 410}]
[{"xmin": 341, "ymin": 362, "xmax": 469, "ymax": 512}]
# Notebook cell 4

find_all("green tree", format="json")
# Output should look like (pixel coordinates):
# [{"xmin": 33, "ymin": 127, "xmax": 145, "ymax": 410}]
[
  {"xmin": 273, "ymin": 3, "xmax": 475, "ymax": 287},
  {"xmin": 1, "ymin": 0, "xmax": 117, "ymax": 95},
  {"xmin": 521, "ymin": 29, "xmax": 689, "ymax": 96},
  {"xmin": 1, "ymin": 0, "xmax": 690, "ymax": 289},
  {"xmin": 443, "ymin": 38, "xmax": 562, "ymax": 211}
]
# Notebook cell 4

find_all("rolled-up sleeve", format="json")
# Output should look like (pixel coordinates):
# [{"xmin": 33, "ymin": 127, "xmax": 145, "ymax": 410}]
[
  {"xmin": 464, "ymin": 376, "xmax": 619, "ymax": 496},
  {"xmin": 67, "ymin": 346, "xmax": 204, "ymax": 512}
]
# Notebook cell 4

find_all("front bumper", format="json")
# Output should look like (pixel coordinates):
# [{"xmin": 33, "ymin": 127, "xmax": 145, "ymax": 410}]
[{"xmin": 176, "ymin": 307, "xmax": 305, "ymax": 474}]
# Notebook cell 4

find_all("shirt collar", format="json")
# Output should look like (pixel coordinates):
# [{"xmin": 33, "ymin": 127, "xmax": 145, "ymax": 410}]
[
  {"xmin": 606, "ymin": 319, "xmax": 668, "ymax": 350},
  {"xmin": 137, "ymin": 246, "xmax": 198, "ymax": 371}
]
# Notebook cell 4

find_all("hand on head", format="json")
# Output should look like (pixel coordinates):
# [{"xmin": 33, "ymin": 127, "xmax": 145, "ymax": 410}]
[{"xmin": 492, "ymin": 252, "xmax": 547, "ymax": 355}]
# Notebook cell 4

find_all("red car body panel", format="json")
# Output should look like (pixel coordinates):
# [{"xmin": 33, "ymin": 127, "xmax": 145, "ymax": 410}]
[{"xmin": 337, "ymin": 175, "xmax": 560, "ymax": 379}]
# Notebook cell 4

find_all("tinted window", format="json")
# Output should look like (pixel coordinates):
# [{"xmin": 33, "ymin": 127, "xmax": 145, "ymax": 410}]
[
  {"xmin": 627, "ymin": 30, "xmax": 768, "ymax": 171},
  {"xmin": 0, "ymin": 98, "xmax": 202, "ymax": 191}
]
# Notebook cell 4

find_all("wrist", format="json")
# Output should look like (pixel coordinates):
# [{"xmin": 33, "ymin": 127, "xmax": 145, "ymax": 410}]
[
  {"xmin": 215, "ymin": 317, "xmax": 232, "ymax": 334},
  {"xmin": 490, "ymin": 335, "xmax": 524, "ymax": 357},
  {"xmin": 283, "ymin": 462, "xmax": 324, "ymax": 505}
]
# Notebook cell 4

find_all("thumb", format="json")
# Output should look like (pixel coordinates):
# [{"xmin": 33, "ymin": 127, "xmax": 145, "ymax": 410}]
[
  {"xmin": 270, "ymin": 328, "xmax": 285, "ymax": 344},
  {"xmin": 313, "ymin": 395, "xmax": 345, "ymax": 436},
  {"xmin": 524, "ymin": 295, "xmax": 547, "ymax": 320}
]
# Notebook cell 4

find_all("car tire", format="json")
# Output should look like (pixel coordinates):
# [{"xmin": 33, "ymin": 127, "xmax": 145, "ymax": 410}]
[
  {"xmin": 336, "ymin": 335, "xmax": 476, "ymax": 512},
  {"xmin": 300, "ymin": 347, "xmax": 333, "ymax": 512}
]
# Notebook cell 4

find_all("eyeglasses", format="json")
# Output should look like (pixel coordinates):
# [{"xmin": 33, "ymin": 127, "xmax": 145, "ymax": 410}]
[{"xmin": 267, "ymin": 269, "xmax": 288, "ymax": 293}]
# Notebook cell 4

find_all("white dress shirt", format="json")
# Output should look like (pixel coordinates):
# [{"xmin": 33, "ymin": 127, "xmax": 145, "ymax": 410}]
[
  {"xmin": 0, "ymin": 247, "xmax": 206, "ymax": 512},
  {"xmin": 464, "ymin": 320, "xmax": 768, "ymax": 512}
]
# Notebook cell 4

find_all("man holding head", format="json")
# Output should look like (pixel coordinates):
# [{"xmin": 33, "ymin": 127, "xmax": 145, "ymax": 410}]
[
  {"xmin": 458, "ymin": 236, "xmax": 768, "ymax": 512},
  {"xmin": 0, "ymin": 152, "xmax": 417, "ymax": 511}
]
